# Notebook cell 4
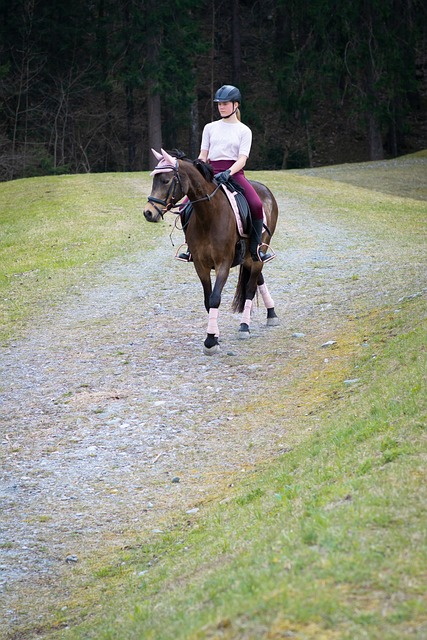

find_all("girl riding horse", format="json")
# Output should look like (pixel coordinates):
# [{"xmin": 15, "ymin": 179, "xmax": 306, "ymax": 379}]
[{"xmin": 179, "ymin": 84, "xmax": 272, "ymax": 263}]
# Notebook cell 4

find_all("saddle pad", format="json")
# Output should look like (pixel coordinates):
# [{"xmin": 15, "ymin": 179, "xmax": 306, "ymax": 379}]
[{"xmin": 220, "ymin": 185, "xmax": 266, "ymax": 237}]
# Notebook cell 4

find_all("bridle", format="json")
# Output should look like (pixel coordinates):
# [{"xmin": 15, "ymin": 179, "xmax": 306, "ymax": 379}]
[
  {"xmin": 147, "ymin": 161, "xmax": 222, "ymax": 219},
  {"xmin": 147, "ymin": 165, "xmax": 184, "ymax": 219}
]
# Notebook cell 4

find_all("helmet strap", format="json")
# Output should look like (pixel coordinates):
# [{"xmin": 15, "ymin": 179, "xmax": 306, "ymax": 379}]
[{"xmin": 222, "ymin": 103, "xmax": 239, "ymax": 119}]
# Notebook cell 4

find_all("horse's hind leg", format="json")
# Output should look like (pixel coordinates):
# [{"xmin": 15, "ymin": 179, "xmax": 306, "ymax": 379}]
[
  {"xmin": 238, "ymin": 298, "xmax": 253, "ymax": 339},
  {"xmin": 238, "ymin": 271, "xmax": 278, "ymax": 338},
  {"xmin": 238, "ymin": 266, "xmax": 260, "ymax": 339},
  {"xmin": 257, "ymin": 273, "xmax": 279, "ymax": 327}
]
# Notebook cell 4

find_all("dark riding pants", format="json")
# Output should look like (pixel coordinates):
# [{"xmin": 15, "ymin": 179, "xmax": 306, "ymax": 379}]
[{"xmin": 210, "ymin": 160, "xmax": 263, "ymax": 220}]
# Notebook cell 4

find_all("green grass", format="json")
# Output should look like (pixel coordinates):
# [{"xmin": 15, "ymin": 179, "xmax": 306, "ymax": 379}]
[
  {"xmin": 52, "ymin": 295, "xmax": 426, "ymax": 640},
  {"xmin": 264, "ymin": 172, "xmax": 426, "ymax": 252},
  {"xmin": 0, "ymin": 173, "xmax": 159, "ymax": 341},
  {"xmin": 301, "ymin": 150, "xmax": 427, "ymax": 201}
]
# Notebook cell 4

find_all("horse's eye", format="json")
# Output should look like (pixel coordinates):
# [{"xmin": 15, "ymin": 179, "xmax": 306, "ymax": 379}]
[{"xmin": 161, "ymin": 176, "xmax": 171, "ymax": 185}]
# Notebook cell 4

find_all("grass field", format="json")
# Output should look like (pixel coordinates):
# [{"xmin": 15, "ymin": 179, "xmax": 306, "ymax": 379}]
[{"xmin": 1, "ymin": 153, "xmax": 426, "ymax": 639}]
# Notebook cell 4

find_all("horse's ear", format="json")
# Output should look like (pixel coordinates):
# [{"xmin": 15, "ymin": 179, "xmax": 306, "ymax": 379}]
[
  {"xmin": 151, "ymin": 148, "xmax": 163, "ymax": 161},
  {"xmin": 161, "ymin": 148, "xmax": 177, "ymax": 166}
]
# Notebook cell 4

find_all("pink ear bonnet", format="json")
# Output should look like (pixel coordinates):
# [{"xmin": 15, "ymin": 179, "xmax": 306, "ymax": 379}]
[{"xmin": 150, "ymin": 148, "xmax": 178, "ymax": 175}]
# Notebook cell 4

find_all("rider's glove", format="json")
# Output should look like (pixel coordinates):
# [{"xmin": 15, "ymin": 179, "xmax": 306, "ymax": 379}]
[{"xmin": 214, "ymin": 169, "xmax": 231, "ymax": 184}]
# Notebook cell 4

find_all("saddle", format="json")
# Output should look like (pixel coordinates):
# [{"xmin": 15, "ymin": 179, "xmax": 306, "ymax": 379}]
[{"xmin": 218, "ymin": 177, "xmax": 271, "ymax": 239}]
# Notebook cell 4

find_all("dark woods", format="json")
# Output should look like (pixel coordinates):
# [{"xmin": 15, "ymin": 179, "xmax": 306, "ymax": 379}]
[{"xmin": 0, "ymin": 0, "xmax": 426, "ymax": 181}]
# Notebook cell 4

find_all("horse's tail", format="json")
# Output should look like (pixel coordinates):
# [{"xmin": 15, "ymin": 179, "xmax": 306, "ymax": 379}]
[{"xmin": 232, "ymin": 265, "xmax": 250, "ymax": 313}]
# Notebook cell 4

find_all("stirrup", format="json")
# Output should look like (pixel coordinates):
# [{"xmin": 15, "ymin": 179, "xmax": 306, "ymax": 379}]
[
  {"xmin": 253, "ymin": 243, "xmax": 276, "ymax": 263},
  {"xmin": 175, "ymin": 243, "xmax": 192, "ymax": 262}
]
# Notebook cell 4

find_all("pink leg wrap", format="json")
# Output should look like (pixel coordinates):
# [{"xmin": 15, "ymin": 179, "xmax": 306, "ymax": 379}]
[
  {"xmin": 258, "ymin": 283, "xmax": 274, "ymax": 309},
  {"xmin": 207, "ymin": 308, "xmax": 219, "ymax": 336},
  {"xmin": 242, "ymin": 299, "xmax": 253, "ymax": 325}
]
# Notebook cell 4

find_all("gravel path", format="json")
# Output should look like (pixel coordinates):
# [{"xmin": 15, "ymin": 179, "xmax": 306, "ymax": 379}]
[{"xmin": 1, "ymin": 190, "xmax": 425, "ymax": 638}]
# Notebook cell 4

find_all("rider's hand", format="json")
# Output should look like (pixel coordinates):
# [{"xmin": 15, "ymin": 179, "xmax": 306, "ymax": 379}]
[{"xmin": 214, "ymin": 169, "xmax": 231, "ymax": 184}]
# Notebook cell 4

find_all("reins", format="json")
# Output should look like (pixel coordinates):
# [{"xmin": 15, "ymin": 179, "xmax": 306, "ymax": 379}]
[{"xmin": 185, "ymin": 183, "xmax": 222, "ymax": 206}]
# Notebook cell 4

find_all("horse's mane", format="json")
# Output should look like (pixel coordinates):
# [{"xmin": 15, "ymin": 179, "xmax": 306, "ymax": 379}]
[
  {"xmin": 194, "ymin": 159, "xmax": 214, "ymax": 182},
  {"xmin": 168, "ymin": 148, "xmax": 214, "ymax": 183}
]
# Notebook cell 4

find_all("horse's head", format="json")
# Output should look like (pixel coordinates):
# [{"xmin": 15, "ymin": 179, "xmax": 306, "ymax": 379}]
[{"xmin": 143, "ymin": 149, "xmax": 186, "ymax": 223}]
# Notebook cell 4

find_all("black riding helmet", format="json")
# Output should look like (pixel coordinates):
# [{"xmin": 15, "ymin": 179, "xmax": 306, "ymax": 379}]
[{"xmin": 213, "ymin": 85, "xmax": 242, "ymax": 103}]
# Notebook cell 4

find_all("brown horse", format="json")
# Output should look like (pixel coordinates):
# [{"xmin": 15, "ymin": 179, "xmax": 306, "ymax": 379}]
[{"xmin": 143, "ymin": 148, "xmax": 279, "ymax": 355}]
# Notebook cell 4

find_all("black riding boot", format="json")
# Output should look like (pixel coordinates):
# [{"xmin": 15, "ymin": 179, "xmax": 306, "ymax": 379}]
[
  {"xmin": 178, "ymin": 250, "xmax": 192, "ymax": 261},
  {"xmin": 250, "ymin": 218, "xmax": 271, "ymax": 262}
]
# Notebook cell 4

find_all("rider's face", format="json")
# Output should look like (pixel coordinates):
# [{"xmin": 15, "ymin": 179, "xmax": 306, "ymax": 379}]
[{"xmin": 217, "ymin": 101, "xmax": 236, "ymax": 118}]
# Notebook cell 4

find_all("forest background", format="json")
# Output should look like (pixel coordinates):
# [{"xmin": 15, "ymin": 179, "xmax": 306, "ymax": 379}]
[{"xmin": 1, "ymin": 0, "xmax": 426, "ymax": 182}]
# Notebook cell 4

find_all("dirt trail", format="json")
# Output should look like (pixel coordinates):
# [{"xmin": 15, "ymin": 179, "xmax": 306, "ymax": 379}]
[{"xmin": 0, "ymin": 192, "xmax": 425, "ymax": 638}]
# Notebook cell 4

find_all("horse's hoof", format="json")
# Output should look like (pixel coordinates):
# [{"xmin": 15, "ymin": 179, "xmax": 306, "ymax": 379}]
[
  {"xmin": 203, "ymin": 344, "xmax": 220, "ymax": 355},
  {"xmin": 204, "ymin": 334, "xmax": 219, "ymax": 355},
  {"xmin": 238, "ymin": 323, "xmax": 251, "ymax": 339},
  {"xmin": 266, "ymin": 308, "xmax": 279, "ymax": 326}
]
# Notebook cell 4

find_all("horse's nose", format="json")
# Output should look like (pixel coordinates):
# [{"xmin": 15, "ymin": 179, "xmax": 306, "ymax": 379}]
[{"xmin": 143, "ymin": 208, "xmax": 153, "ymax": 221}]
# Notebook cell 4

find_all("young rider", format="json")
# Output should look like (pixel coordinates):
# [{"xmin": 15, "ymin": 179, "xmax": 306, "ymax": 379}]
[{"xmin": 179, "ymin": 84, "xmax": 271, "ymax": 262}]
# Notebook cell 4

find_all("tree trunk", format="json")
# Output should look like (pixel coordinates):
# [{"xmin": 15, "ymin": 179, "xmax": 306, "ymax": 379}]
[
  {"xmin": 232, "ymin": 0, "xmax": 241, "ymax": 87},
  {"xmin": 126, "ymin": 84, "xmax": 136, "ymax": 171},
  {"xmin": 281, "ymin": 146, "xmax": 289, "ymax": 170},
  {"xmin": 147, "ymin": 88, "xmax": 162, "ymax": 169},
  {"xmin": 305, "ymin": 119, "xmax": 313, "ymax": 168},
  {"xmin": 210, "ymin": 1, "xmax": 216, "ymax": 121},
  {"xmin": 146, "ymin": 0, "xmax": 163, "ymax": 169},
  {"xmin": 367, "ymin": 112, "xmax": 384, "ymax": 160},
  {"xmin": 190, "ymin": 96, "xmax": 199, "ymax": 159}
]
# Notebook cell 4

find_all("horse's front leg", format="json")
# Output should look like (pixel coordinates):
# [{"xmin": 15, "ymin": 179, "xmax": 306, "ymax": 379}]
[
  {"xmin": 193, "ymin": 263, "xmax": 218, "ymax": 355},
  {"xmin": 203, "ymin": 266, "xmax": 230, "ymax": 355}
]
